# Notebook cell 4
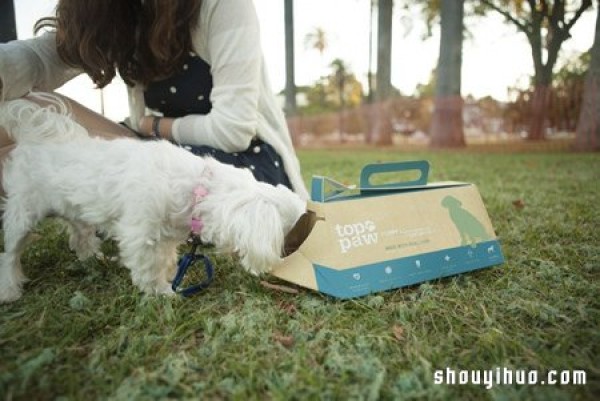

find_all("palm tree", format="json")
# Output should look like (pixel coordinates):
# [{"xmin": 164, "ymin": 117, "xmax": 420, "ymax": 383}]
[
  {"xmin": 304, "ymin": 27, "xmax": 328, "ymax": 61},
  {"xmin": 430, "ymin": 0, "xmax": 466, "ymax": 148},
  {"xmin": 330, "ymin": 58, "xmax": 352, "ymax": 138},
  {"xmin": 330, "ymin": 59, "xmax": 350, "ymax": 107},
  {"xmin": 304, "ymin": 27, "xmax": 329, "ymax": 108}
]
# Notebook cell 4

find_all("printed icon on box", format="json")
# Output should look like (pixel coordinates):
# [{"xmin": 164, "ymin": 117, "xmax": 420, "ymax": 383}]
[
  {"xmin": 415, "ymin": 260, "xmax": 421, "ymax": 268},
  {"xmin": 353, "ymin": 273, "xmax": 361, "ymax": 281},
  {"xmin": 442, "ymin": 196, "xmax": 492, "ymax": 247},
  {"xmin": 444, "ymin": 255, "xmax": 451, "ymax": 262},
  {"xmin": 487, "ymin": 245, "xmax": 495, "ymax": 254},
  {"xmin": 385, "ymin": 266, "xmax": 393, "ymax": 275}
]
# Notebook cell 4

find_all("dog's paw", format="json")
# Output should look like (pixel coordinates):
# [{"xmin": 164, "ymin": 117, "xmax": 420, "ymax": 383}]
[
  {"xmin": 245, "ymin": 263, "xmax": 274, "ymax": 277},
  {"xmin": 0, "ymin": 285, "xmax": 23, "ymax": 303},
  {"xmin": 151, "ymin": 282, "xmax": 176, "ymax": 297},
  {"xmin": 242, "ymin": 256, "xmax": 281, "ymax": 277}
]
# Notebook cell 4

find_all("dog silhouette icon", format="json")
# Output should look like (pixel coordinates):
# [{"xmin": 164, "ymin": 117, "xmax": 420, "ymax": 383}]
[{"xmin": 442, "ymin": 196, "xmax": 491, "ymax": 247}]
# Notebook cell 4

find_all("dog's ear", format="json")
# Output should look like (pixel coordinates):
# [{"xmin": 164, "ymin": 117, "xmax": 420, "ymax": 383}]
[
  {"xmin": 237, "ymin": 198, "xmax": 285, "ymax": 275},
  {"xmin": 274, "ymin": 184, "xmax": 306, "ymax": 231}
]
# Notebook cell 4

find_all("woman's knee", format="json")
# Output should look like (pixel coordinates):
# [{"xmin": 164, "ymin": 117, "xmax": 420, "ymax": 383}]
[{"xmin": 24, "ymin": 92, "xmax": 134, "ymax": 139}]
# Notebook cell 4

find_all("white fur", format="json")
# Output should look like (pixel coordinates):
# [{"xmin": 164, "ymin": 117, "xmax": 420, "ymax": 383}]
[{"xmin": 0, "ymin": 98, "xmax": 305, "ymax": 302}]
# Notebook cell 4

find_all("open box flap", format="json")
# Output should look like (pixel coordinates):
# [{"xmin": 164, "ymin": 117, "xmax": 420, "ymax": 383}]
[
  {"xmin": 271, "ymin": 251, "xmax": 318, "ymax": 290},
  {"xmin": 272, "ymin": 209, "xmax": 322, "ymax": 290}
]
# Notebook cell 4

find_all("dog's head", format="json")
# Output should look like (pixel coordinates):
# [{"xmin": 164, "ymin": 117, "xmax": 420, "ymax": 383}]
[{"xmin": 193, "ymin": 164, "xmax": 306, "ymax": 275}]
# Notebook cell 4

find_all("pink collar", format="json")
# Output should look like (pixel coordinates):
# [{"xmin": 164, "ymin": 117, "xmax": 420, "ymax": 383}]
[{"xmin": 190, "ymin": 185, "xmax": 208, "ymax": 235}]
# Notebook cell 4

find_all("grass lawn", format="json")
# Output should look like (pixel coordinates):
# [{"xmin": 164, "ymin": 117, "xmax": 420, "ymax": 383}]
[{"xmin": 1, "ymin": 148, "xmax": 598, "ymax": 400}]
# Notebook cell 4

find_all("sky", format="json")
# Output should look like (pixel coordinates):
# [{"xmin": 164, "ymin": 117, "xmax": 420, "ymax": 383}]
[{"xmin": 12, "ymin": 0, "xmax": 597, "ymax": 121}]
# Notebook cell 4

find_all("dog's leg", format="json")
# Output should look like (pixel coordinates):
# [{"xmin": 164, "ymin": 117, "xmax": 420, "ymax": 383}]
[
  {"xmin": 157, "ymin": 240, "xmax": 180, "ymax": 286},
  {"xmin": 118, "ymin": 236, "xmax": 178, "ymax": 296},
  {"xmin": 0, "ymin": 197, "xmax": 43, "ymax": 302},
  {"xmin": 65, "ymin": 220, "xmax": 103, "ymax": 261},
  {"xmin": 0, "ymin": 249, "xmax": 27, "ymax": 303}
]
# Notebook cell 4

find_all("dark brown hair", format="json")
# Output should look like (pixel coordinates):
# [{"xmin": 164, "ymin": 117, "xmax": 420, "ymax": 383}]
[{"xmin": 35, "ymin": 0, "xmax": 202, "ymax": 88}]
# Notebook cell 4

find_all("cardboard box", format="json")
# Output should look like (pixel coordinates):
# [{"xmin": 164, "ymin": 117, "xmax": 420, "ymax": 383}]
[{"xmin": 272, "ymin": 161, "xmax": 504, "ymax": 299}]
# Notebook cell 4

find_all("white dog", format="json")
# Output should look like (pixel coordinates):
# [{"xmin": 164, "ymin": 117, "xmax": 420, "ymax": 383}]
[{"xmin": 0, "ymin": 97, "xmax": 305, "ymax": 302}]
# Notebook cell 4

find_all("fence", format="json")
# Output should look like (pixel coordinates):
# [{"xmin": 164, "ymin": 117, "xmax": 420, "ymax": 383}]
[{"xmin": 287, "ymin": 79, "xmax": 586, "ymax": 148}]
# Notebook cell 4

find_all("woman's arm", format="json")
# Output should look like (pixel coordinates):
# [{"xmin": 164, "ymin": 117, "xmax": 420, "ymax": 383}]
[
  {"xmin": 0, "ymin": 32, "xmax": 81, "ymax": 100},
  {"xmin": 165, "ymin": 0, "xmax": 263, "ymax": 152}
]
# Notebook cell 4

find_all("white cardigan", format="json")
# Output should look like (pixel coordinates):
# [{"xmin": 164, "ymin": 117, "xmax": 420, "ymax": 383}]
[{"xmin": 0, "ymin": 0, "xmax": 308, "ymax": 199}]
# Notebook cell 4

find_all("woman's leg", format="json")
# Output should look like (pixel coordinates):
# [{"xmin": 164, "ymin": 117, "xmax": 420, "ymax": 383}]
[{"xmin": 186, "ymin": 139, "xmax": 293, "ymax": 190}]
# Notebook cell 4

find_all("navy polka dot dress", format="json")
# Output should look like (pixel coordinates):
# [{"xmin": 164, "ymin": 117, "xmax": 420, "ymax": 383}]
[{"xmin": 144, "ymin": 53, "xmax": 292, "ymax": 189}]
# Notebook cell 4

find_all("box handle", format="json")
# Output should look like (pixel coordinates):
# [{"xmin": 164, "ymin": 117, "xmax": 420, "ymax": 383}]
[
  {"xmin": 360, "ymin": 160, "xmax": 429, "ymax": 190},
  {"xmin": 311, "ymin": 161, "xmax": 430, "ymax": 202}
]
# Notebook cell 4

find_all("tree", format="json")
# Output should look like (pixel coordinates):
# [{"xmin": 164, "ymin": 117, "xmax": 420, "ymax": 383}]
[
  {"xmin": 402, "ymin": 0, "xmax": 469, "ymax": 146},
  {"xmin": 299, "ymin": 64, "xmax": 363, "ymax": 114},
  {"xmin": 574, "ymin": 0, "xmax": 600, "ymax": 151},
  {"xmin": 430, "ymin": 0, "xmax": 466, "ymax": 148},
  {"xmin": 375, "ymin": 0, "xmax": 394, "ymax": 102},
  {"xmin": 284, "ymin": 0, "xmax": 297, "ymax": 116},
  {"xmin": 367, "ymin": 0, "xmax": 376, "ymax": 102},
  {"xmin": 330, "ymin": 59, "xmax": 351, "ymax": 110},
  {"xmin": 331, "ymin": 58, "xmax": 349, "ymax": 139},
  {"xmin": 480, "ymin": 0, "xmax": 593, "ymax": 140},
  {"xmin": 0, "ymin": 0, "xmax": 17, "ymax": 43},
  {"xmin": 551, "ymin": 50, "xmax": 588, "ymax": 132},
  {"xmin": 415, "ymin": 68, "xmax": 437, "ymax": 99},
  {"xmin": 369, "ymin": 0, "xmax": 394, "ymax": 145}
]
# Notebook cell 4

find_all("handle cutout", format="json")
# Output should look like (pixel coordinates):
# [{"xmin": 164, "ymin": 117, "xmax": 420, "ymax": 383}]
[
  {"xmin": 366, "ymin": 169, "xmax": 424, "ymax": 187},
  {"xmin": 360, "ymin": 161, "xmax": 429, "ymax": 190}
]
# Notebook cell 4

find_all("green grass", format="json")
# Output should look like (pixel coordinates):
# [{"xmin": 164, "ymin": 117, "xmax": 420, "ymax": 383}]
[{"xmin": 1, "ymin": 149, "xmax": 599, "ymax": 401}]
